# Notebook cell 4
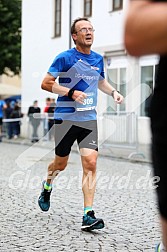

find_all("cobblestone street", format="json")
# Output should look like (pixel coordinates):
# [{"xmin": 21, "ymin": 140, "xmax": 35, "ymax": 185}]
[{"xmin": 0, "ymin": 142, "xmax": 161, "ymax": 252}]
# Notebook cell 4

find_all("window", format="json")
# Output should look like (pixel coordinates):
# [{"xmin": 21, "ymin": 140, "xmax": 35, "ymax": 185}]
[
  {"xmin": 140, "ymin": 65, "xmax": 158, "ymax": 116},
  {"xmin": 84, "ymin": 0, "xmax": 92, "ymax": 17},
  {"xmin": 54, "ymin": 0, "xmax": 61, "ymax": 37},
  {"xmin": 113, "ymin": 0, "xmax": 123, "ymax": 11},
  {"xmin": 107, "ymin": 68, "xmax": 126, "ymax": 112}
]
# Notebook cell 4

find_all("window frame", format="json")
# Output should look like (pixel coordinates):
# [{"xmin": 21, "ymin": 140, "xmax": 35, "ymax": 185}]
[
  {"xmin": 140, "ymin": 64, "xmax": 158, "ymax": 117},
  {"xmin": 106, "ymin": 67, "xmax": 126, "ymax": 112},
  {"xmin": 113, "ymin": 0, "xmax": 123, "ymax": 11},
  {"xmin": 84, "ymin": 0, "xmax": 92, "ymax": 17},
  {"xmin": 54, "ymin": 0, "xmax": 62, "ymax": 38}
]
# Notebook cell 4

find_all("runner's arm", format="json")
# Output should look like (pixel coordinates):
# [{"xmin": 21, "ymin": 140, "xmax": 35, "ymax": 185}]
[
  {"xmin": 41, "ymin": 73, "xmax": 69, "ymax": 96},
  {"xmin": 41, "ymin": 73, "xmax": 86, "ymax": 103},
  {"xmin": 98, "ymin": 79, "xmax": 123, "ymax": 104}
]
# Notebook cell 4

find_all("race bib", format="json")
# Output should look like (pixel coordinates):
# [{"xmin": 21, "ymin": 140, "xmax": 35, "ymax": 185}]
[{"xmin": 76, "ymin": 92, "xmax": 96, "ymax": 111}]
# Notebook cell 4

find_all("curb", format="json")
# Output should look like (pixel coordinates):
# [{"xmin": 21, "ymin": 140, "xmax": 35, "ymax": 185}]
[{"xmin": 2, "ymin": 137, "xmax": 151, "ymax": 164}]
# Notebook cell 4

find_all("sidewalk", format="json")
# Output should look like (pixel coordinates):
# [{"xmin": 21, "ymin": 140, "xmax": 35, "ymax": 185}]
[{"xmin": 2, "ymin": 136, "xmax": 152, "ymax": 163}]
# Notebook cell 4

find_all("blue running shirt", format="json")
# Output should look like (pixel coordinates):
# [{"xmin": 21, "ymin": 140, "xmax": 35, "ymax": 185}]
[{"xmin": 48, "ymin": 48, "xmax": 105, "ymax": 121}]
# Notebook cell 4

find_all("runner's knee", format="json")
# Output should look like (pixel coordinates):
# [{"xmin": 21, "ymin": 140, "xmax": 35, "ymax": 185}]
[
  {"xmin": 54, "ymin": 159, "xmax": 67, "ymax": 171},
  {"xmin": 83, "ymin": 158, "xmax": 97, "ymax": 174},
  {"xmin": 48, "ymin": 158, "xmax": 67, "ymax": 172}
]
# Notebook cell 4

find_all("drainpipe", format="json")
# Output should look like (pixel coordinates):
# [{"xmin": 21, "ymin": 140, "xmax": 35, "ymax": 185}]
[{"xmin": 69, "ymin": 0, "xmax": 72, "ymax": 49}]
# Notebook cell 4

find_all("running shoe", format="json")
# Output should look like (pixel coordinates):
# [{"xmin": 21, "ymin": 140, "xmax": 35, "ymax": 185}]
[
  {"xmin": 38, "ymin": 181, "xmax": 52, "ymax": 211},
  {"xmin": 155, "ymin": 243, "xmax": 166, "ymax": 252},
  {"xmin": 156, "ymin": 243, "xmax": 160, "ymax": 252},
  {"xmin": 81, "ymin": 210, "xmax": 104, "ymax": 231}
]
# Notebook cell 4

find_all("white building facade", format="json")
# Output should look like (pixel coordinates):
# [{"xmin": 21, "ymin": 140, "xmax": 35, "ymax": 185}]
[{"xmin": 22, "ymin": 0, "xmax": 158, "ymax": 144}]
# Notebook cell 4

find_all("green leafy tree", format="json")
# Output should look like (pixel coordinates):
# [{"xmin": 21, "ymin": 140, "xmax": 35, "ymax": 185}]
[{"xmin": 0, "ymin": 0, "xmax": 21, "ymax": 76}]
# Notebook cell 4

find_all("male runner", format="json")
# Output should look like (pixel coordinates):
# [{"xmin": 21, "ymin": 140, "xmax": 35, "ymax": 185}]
[{"xmin": 38, "ymin": 17, "xmax": 123, "ymax": 231}]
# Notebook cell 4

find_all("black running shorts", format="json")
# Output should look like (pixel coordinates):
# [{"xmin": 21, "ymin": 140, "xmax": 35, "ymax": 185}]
[{"xmin": 54, "ymin": 120, "xmax": 98, "ymax": 157}]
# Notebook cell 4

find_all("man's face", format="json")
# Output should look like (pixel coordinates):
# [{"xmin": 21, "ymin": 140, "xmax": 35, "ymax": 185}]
[{"xmin": 72, "ymin": 20, "xmax": 94, "ymax": 47}]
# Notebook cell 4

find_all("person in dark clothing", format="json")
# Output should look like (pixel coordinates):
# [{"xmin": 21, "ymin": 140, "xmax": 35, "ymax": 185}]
[
  {"xmin": 0, "ymin": 96, "xmax": 7, "ymax": 142},
  {"xmin": 124, "ymin": 0, "xmax": 167, "ymax": 251},
  {"xmin": 28, "ymin": 100, "xmax": 41, "ymax": 142},
  {"xmin": 10, "ymin": 103, "xmax": 23, "ymax": 138},
  {"xmin": 43, "ymin": 97, "xmax": 51, "ymax": 139},
  {"xmin": 4, "ymin": 101, "xmax": 13, "ymax": 139}
]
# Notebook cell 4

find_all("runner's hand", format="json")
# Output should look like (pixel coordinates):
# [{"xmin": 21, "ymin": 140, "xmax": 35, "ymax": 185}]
[
  {"xmin": 72, "ymin": 90, "xmax": 87, "ymax": 104},
  {"xmin": 113, "ymin": 91, "xmax": 124, "ymax": 104}
]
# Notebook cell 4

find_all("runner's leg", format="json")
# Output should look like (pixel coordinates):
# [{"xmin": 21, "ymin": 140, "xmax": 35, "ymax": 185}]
[{"xmin": 80, "ymin": 149, "xmax": 98, "ymax": 208}]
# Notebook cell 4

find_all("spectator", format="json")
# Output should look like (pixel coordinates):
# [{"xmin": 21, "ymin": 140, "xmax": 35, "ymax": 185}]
[
  {"xmin": 28, "ymin": 100, "xmax": 41, "ymax": 143},
  {"xmin": 10, "ymin": 103, "xmax": 23, "ymax": 139},
  {"xmin": 4, "ymin": 101, "xmax": 13, "ymax": 139},
  {"xmin": 0, "ymin": 96, "xmax": 7, "ymax": 142},
  {"xmin": 43, "ymin": 97, "xmax": 51, "ymax": 139},
  {"xmin": 48, "ymin": 98, "xmax": 56, "ymax": 140}
]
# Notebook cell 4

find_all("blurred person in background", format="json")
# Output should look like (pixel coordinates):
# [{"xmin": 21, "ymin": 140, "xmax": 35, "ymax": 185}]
[
  {"xmin": 0, "ymin": 96, "xmax": 7, "ymax": 142},
  {"xmin": 10, "ymin": 102, "xmax": 23, "ymax": 139},
  {"xmin": 48, "ymin": 98, "xmax": 56, "ymax": 140},
  {"xmin": 4, "ymin": 101, "xmax": 13, "ymax": 139},
  {"xmin": 43, "ymin": 97, "xmax": 51, "ymax": 139},
  {"xmin": 124, "ymin": 0, "xmax": 167, "ymax": 251},
  {"xmin": 28, "ymin": 100, "xmax": 41, "ymax": 143}
]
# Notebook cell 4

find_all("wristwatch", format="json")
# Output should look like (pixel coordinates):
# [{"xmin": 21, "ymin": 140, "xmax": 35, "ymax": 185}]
[{"xmin": 111, "ymin": 90, "xmax": 120, "ymax": 97}]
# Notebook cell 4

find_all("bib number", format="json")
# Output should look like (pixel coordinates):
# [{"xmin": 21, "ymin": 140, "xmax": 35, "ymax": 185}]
[
  {"xmin": 76, "ymin": 92, "xmax": 96, "ymax": 111},
  {"xmin": 83, "ymin": 97, "xmax": 93, "ymax": 106}
]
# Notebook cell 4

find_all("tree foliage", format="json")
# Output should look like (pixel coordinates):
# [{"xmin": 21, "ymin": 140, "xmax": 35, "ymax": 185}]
[{"xmin": 0, "ymin": 0, "xmax": 21, "ymax": 76}]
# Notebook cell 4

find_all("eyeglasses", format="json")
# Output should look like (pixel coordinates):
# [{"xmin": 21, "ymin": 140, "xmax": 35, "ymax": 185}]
[{"xmin": 76, "ymin": 28, "xmax": 95, "ymax": 34}]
